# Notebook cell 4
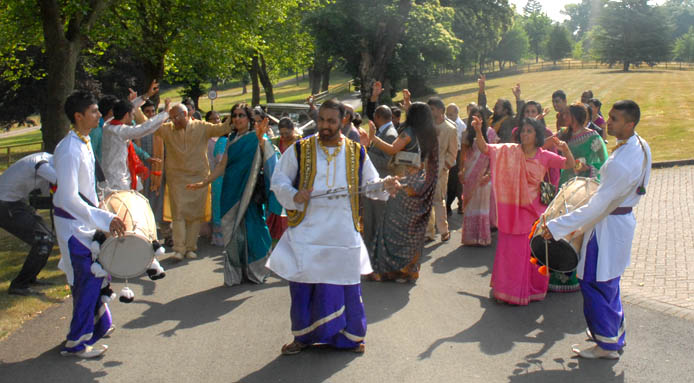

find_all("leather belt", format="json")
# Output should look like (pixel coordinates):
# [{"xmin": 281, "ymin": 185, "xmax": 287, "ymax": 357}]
[{"xmin": 610, "ymin": 207, "xmax": 632, "ymax": 215}]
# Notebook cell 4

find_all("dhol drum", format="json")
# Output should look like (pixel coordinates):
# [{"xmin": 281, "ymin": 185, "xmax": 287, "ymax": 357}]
[
  {"xmin": 529, "ymin": 177, "xmax": 599, "ymax": 273},
  {"xmin": 98, "ymin": 190, "xmax": 158, "ymax": 279}
]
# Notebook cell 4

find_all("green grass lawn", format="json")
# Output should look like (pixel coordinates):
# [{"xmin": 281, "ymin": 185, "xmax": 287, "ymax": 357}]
[
  {"xmin": 0, "ymin": 211, "xmax": 70, "ymax": 341},
  {"xmin": 421, "ymin": 68, "xmax": 694, "ymax": 162},
  {"xmin": 0, "ymin": 129, "xmax": 44, "ymax": 172}
]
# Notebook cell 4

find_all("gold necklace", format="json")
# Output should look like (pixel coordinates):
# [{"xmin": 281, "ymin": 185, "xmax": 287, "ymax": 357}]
[
  {"xmin": 72, "ymin": 127, "xmax": 90, "ymax": 145},
  {"xmin": 318, "ymin": 138, "xmax": 343, "ymax": 188}
]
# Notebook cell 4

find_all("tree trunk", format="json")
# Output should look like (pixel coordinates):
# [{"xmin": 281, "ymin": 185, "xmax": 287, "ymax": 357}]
[
  {"xmin": 38, "ymin": 0, "xmax": 109, "ymax": 152},
  {"xmin": 623, "ymin": 61, "xmax": 630, "ymax": 72},
  {"xmin": 358, "ymin": 0, "xmax": 412, "ymax": 110},
  {"xmin": 309, "ymin": 67, "xmax": 321, "ymax": 95},
  {"xmin": 248, "ymin": 59, "xmax": 260, "ymax": 106},
  {"xmin": 320, "ymin": 64, "xmax": 332, "ymax": 92},
  {"xmin": 256, "ymin": 54, "xmax": 275, "ymax": 104}
]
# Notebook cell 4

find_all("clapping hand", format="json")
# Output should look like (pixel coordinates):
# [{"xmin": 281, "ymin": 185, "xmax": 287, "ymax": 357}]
[
  {"xmin": 128, "ymin": 88, "xmax": 138, "ymax": 102},
  {"xmin": 512, "ymin": 83, "xmax": 521, "ymax": 100},
  {"xmin": 371, "ymin": 81, "xmax": 384, "ymax": 101},
  {"xmin": 402, "ymin": 89, "xmax": 412, "ymax": 110},
  {"xmin": 147, "ymin": 80, "xmax": 160, "ymax": 99},
  {"xmin": 478, "ymin": 74, "xmax": 486, "ymax": 91},
  {"xmin": 164, "ymin": 98, "xmax": 172, "ymax": 113},
  {"xmin": 471, "ymin": 115, "xmax": 483, "ymax": 132},
  {"xmin": 255, "ymin": 116, "xmax": 269, "ymax": 142},
  {"xmin": 383, "ymin": 176, "xmax": 402, "ymax": 196},
  {"xmin": 368, "ymin": 120, "xmax": 377, "ymax": 140},
  {"xmin": 293, "ymin": 188, "xmax": 313, "ymax": 204}
]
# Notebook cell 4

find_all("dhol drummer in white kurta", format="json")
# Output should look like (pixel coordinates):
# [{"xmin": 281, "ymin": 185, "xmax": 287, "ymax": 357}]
[
  {"xmin": 267, "ymin": 98, "xmax": 400, "ymax": 355},
  {"xmin": 544, "ymin": 100, "xmax": 652, "ymax": 360}
]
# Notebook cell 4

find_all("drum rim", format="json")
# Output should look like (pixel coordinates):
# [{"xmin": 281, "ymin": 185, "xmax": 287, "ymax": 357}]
[
  {"xmin": 98, "ymin": 233, "xmax": 155, "ymax": 279},
  {"xmin": 529, "ymin": 236, "xmax": 579, "ymax": 273}
]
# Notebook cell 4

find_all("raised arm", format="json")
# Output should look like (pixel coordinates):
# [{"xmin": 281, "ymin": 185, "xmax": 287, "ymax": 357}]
[
  {"xmin": 368, "ymin": 120, "xmax": 411, "ymax": 156},
  {"xmin": 471, "ymin": 115, "xmax": 489, "ymax": 155}
]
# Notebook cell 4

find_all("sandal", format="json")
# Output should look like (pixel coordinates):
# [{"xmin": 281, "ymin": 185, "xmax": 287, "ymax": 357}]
[
  {"xmin": 281, "ymin": 341, "xmax": 307, "ymax": 355},
  {"xmin": 352, "ymin": 343, "xmax": 365, "ymax": 354},
  {"xmin": 441, "ymin": 232, "xmax": 451, "ymax": 242}
]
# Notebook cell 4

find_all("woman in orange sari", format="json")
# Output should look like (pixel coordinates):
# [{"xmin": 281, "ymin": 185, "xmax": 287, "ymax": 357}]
[{"xmin": 471, "ymin": 117, "xmax": 575, "ymax": 305}]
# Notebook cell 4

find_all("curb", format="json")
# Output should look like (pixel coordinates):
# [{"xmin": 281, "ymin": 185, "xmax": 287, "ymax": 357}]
[{"xmin": 652, "ymin": 159, "xmax": 694, "ymax": 169}]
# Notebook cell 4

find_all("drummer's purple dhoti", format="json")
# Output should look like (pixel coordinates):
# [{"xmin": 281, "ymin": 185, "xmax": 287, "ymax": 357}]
[
  {"xmin": 289, "ymin": 282, "xmax": 366, "ymax": 349},
  {"xmin": 63, "ymin": 236, "xmax": 112, "ymax": 353}
]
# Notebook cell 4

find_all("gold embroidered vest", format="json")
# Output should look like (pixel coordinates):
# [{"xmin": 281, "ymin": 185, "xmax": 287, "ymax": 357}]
[{"xmin": 286, "ymin": 136, "xmax": 363, "ymax": 231}]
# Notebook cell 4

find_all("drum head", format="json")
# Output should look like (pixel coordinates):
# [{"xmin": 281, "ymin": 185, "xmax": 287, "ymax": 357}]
[
  {"xmin": 98, "ymin": 234, "xmax": 154, "ymax": 279},
  {"xmin": 530, "ymin": 236, "xmax": 579, "ymax": 273}
]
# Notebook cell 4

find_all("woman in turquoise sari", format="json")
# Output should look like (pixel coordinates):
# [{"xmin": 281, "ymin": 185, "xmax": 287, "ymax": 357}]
[{"xmin": 188, "ymin": 104, "xmax": 281, "ymax": 286}]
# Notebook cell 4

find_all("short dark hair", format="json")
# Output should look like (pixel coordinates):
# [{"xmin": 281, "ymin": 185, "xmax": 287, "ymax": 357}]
[
  {"xmin": 391, "ymin": 106, "xmax": 401, "ymax": 118},
  {"xmin": 182, "ymin": 97, "xmax": 195, "ymax": 109},
  {"xmin": 97, "ymin": 94, "xmax": 118, "ymax": 116},
  {"xmin": 612, "ymin": 100, "xmax": 640, "ymax": 127},
  {"xmin": 516, "ymin": 118, "xmax": 546, "ymax": 148},
  {"xmin": 141, "ymin": 99, "xmax": 155, "ymax": 112},
  {"xmin": 588, "ymin": 98, "xmax": 602, "ymax": 112},
  {"xmin": 65, "ymin": 90, "xmax": 98, "ymax": 124},
  {"xmin": 318, "ymin": 98, "xmax": 345, "ymax": 121},
  {"xmin": 427, "ymin": 97, "xmax": 445, "ymax": 111},
  {"xmin": 230, "ymin": 103, "xmax": 254, "ymax": 131},
  {"xmin": 205, "ymin": 110, "xmax": 219, "ymax": 121},
  {"xmin": 552, "ymin": 90, "xmax": 567, "ymax": 102},
  {"xmin": 278, "ymin": 117, "xmax": 294, "ymax": 131},
  {"xmin": 374, "ymin": 105, "xmax": 392, "ymax": 121},
  {"xmin": 113, "ymin": 99, "xmax": 134, "ymax": 120}
]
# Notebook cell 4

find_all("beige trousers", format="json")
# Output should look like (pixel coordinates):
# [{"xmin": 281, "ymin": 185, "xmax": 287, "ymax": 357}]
[
  {"xmin": 172, "ymin": 219, "xmax": 201, "ymax": 254},
  {"xmin": 427, "ymin": 168, "xmax": 449, "ymax": 237}
]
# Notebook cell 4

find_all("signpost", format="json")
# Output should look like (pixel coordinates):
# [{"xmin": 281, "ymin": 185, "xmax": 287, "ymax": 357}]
[{"xmin": 208, "ymin": 90, "xmax": 218, "ymax": 110}]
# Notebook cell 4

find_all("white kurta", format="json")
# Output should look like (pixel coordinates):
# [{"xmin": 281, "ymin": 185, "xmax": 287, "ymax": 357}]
[
  {"xmin": 0, "ymin": 152, "xmax": 56, "ymax": 202},
  {"xmin": 53, "ymin": 131, "xmax": 115, "ymax": 285},
  {"xmin": 547, "ymin": 134, "xmax": 652, "ymax": 281},
  {"xmin": 267, "ymin": 136, "xmax": 387, "ymax": 285},
  {"xmin": 101, "ymin": 106, "xmax": 168, "ymax": 191}
]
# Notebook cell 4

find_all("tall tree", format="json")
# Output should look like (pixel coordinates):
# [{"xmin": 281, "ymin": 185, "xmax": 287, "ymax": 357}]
[
  {"xmin": 491, "ymin": 22, "xmax": 529, "ymax": 70},
  {"xmin": 545, "ymin": 24, "xmax": 572, "ymax": 65},
  {"xmin": 592, "ymin": 0, "xmax": 672, "ymax": 71},
  {"xmin": 673, "ymin": 27, "xmax": 694, "ymax": 62},
  {"xmin": 561, "ymin": 0, "xmax": 607, "ymax": 41},
  {"xmin": 661, "ymin": 0, "xmax": 694, "ymax": 39},
  {"xmin": 522, "ymin": 1, "xmax": 552, "ymax": 63},
  {"xmin": 0, "ymin": 0, "xmax": 111, "ymax": 151}
]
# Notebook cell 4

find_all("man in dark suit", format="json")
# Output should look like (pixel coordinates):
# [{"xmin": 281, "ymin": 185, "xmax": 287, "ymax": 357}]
[{"xmin": 362, "ymin": 81, "xmax": 398, "ymax": 254}]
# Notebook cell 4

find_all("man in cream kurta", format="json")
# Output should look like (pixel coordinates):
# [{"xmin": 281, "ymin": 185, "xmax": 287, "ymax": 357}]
[
  {"xmin": 267, "ymin": 99, "xmax": 395, "ymax": 355},
  {"xmin": 545, "ymin": 100, "xmax": 651, "ymax": 360},
  {"xmin": 156, "ymin": 104, "xmax": 231, "ymax": 259}
]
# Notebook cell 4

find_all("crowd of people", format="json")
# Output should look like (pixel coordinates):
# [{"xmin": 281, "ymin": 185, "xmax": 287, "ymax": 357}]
[{"xmin": 0, "ymin": 74, "xmax": 650, "ymax": 361}]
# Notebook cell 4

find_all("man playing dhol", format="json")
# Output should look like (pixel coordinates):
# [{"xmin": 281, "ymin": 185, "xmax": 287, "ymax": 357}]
[
  {"xmin": 543, "ymin": 100, "xmax": 651, "ymax": 359},
  {"xmin": 53, "ymin": 90, "xmax": 126, "ymax": 358},
  {"xmin": 267, "ymin": 98, "xmax": 400, "ymax": 355}
]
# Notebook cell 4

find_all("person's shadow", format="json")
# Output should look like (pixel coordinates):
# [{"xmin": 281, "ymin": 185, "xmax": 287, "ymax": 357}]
[
  {"xmin": 430, "ymin": 241, "xmax": 495, "ymax": 277},
  {"xmin": 0, "ymin": 345, "xmax": 112, "ymax": 382},
  {"xmin": 236, "ymin": 350, "xmax": 361, "ymax": 383},
  {"xmin": 419, "ymin": 291, "xmax": 584, "ymax": 360},
  {"xmin": 507, "ymin": 357, "xmax": 623, "ymax": 382},
  {"xmin": 361, "ymin": 281, "xmax": 414, "ymax": 324},
  {"xmin": 121, "ymin": 281, "xmax": 283, "ymax": 337}
]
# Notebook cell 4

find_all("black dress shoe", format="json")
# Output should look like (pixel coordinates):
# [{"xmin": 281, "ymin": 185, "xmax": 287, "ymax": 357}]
[
  {"xmin": 31, "ymin": 279, "xmax": 55, "ymax": 286},
  {"xmin": 8, "ymin": 287, "xmax": 43, "ymax": 296}
]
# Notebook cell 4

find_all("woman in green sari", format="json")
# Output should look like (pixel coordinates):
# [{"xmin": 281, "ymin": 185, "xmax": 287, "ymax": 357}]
[{"xmin": 551, "ymin": 103, "xmax": 608, "ymax": 292}]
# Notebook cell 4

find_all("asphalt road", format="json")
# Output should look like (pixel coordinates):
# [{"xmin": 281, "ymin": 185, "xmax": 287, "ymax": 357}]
[{"xmin": 1, "ymin": 213, "xmax": 693, "ymax": 383}]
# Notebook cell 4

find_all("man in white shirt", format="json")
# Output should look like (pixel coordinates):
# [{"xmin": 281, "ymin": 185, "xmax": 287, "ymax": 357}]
[
  {"xmin": 101, "ymin": 96, "xmax": 170, "ymax": 191},
  {"xmin": 53, "ymin": 90, "xmax": 126, "ymax": 358},
  {"xmin": 267, "ymin": 99, "xmax": 399, "ymax": 355},
  {"xmin": 0, "ymin": 152, "xmax": 56, "ymax": 296},
  {"xmin": 544, "ymin": 100, "xmax": 651, "ymax": 359}
]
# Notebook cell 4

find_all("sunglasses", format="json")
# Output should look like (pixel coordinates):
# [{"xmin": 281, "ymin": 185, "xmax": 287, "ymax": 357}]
[{"xmin": 232, "ymin": 113, "xmax": 247, "ymax": 118}]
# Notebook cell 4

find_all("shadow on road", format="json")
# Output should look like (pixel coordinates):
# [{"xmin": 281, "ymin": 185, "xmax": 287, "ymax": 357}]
[
  {"xmin": 0, "ymin": 345, "xmax": 109, "ymax": 382},
  {"xmin": 507, "ymin": 357, "xmax": 624, "ymax": 382},
  {"xmin": 237, "ymin": 349, "xmax": 361, "ymax": 383},
  {"xmin": 122, "ymin": 281, "xmax": 284, "ymax": 337},
  {"xmin": 418, "ymin": 291, "xmax": 584, "ymax": 359},
  {"xmin": 430, "ymin": 242, "xmax": 494, "ymax": 278},
  {"xmin": 361, "ymin": 282, "xmax": 414, "ymax": 324}
]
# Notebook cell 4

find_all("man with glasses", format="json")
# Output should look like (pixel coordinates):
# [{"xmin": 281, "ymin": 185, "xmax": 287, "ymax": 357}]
[{"xmin": 155, "ymin": 104, "xmax": 231, "ymax": 260}]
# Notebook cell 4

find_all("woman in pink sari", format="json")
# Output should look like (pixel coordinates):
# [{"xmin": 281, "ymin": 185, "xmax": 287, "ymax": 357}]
[
  {"xmin": 459, "ymin": 107, "xmax": 496, "ymax": 246},
  {"xmin": 472, "ymin": 117, "xmax": 575, "ymax": 305}
]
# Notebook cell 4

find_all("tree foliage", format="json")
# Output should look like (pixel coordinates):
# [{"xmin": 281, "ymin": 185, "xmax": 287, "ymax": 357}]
[
  {"xmin": 491, "ymin": 22, "xmax": 529, "ymax": 69},
  {"xmin": 592, "ymin": 0, "xmax": 672, "ymax": 71},
  {"xmin": 522, "ymin": 1, "xmax": 552, "ymax": 63},
  {"xmin": 561, "ymin": 0, "xmax": 607, "ymax": 41},
  {"xmin": 545, "ymin": 24, "xmax": 572, "ymax": 65},
  {"xmin": 673, "ymin": 27, "xmax": 694, "ymax": 62}
]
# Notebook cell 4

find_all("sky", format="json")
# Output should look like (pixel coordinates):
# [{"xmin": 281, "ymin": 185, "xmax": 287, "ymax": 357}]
[{"xmin": 508, "ymin": 0, "xmax": 667, "ymax": 22}]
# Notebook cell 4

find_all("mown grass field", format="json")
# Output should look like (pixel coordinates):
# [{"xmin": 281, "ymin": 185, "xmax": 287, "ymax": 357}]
[{"xmin": 424, "ymin": 68, "xmax": 694, "ymax": 162}]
